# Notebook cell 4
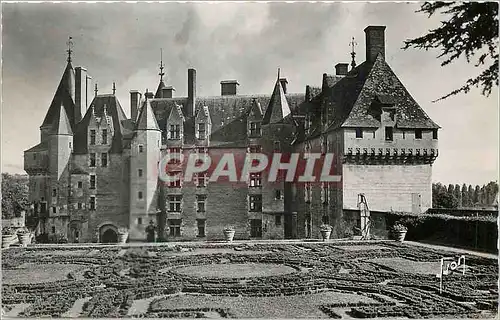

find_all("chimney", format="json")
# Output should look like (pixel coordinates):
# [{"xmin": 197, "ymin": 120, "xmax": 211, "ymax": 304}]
[
  {"xmin": 335, "ymin": 63, "xmax": 348, "ymax": 76},
  {"xmin": 145, "ymin": 91, "xmax": 154, "ymax": 100},
  {"xmin": 130, "ymin": 90, "xmax": 142, "ymax": 121},
  {"xmin": 162, "ymin": 86, "xmax": 175, "ymax": 98},
  {"xmin": 279, "ymin": 78, "xmax": 288, "ymax": 94},
  {"xmin": 74, "ymin": 67, "xmax": 87, "ymax": 123},
  {"xmin": 187, "ymin": 68, "xmax": 196, "ymax": 117},
  {"xmin": 364, "ymin": 26, "xmax": 386, "ymax": 63},
  {"xmin": 220, "ymin": 80, "xmax": 239, "ymax": 96}
]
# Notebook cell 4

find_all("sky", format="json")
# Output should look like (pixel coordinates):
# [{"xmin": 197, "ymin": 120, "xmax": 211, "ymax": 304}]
[{"xmin": 1, "ymin": 2, "xmax": 498, "ymax": 186}]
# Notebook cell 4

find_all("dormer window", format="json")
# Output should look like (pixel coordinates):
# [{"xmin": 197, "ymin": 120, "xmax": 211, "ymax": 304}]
[
  {"xmin": 249, "ymin": 121, "xmax": 261, "ymax": 137},
  {"xmin": 385, "ymin": 127, "xmax": 393, "ymax": 141},
  {"xmin": 169, "ymin": 124, "xmax": 180, "ymax": 140},
  {"xmin": 198, "ymin": 123, "xmax": 206, "ymax": 140},
  {"xmin": 355, "ymin": 128, "xmax": 363, "ymax": 138},
  {"xmin": 102, "ymin": 129, "xmax": 108, "ymax": 144},
  {"xmin": 415, "ymin": 129, "xmax": 423, "ymax": 140},
  {"xmin": 90, "ymin": 130, "xmax": 96, "ymax": 145}
]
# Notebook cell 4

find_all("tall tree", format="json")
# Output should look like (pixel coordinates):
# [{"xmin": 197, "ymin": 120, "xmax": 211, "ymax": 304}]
[
  {"xmin": 403, "ymin": 2, "xmax": 499, "ymax": 101},
  {"xmin": 1, "ymin": 173, "xmax": 30, "ymax": 219},
  {"xmin": 454, "ymin": 184, "xmax": 462, "ymax": 207},
  {"xmin": 433, "ymin": 182, "xmax": 459, "ymax": 208},
  {"xmin": 473, "ymin": 185, "xmax": 481, "ymax": 205},
  {"xmin": 461, "ymin": 183, "xmax": 470, "ymax": 207},
  {"xmin": 468, "ymin": 185, "xmax": 474, "ymax": 205}
]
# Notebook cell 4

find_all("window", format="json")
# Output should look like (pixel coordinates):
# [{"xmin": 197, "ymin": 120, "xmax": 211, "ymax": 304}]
[
  {"xmin": 138, "ymin": 191, "xmax": 143, "ymax": 200},
  {"xmin": 373, "ymin": 131, "xmax": 376, "ymax": 139},
  {"xmin": 197, "ymin": 219, "xmax": 206, "ymax": 237},
  {"xmin": 168, "ymin": 195, "xmax": 182, "ymax": 212},
  {"xmin": 168, "ymin": 172, "xmax": 182, "ymax": 188},
  {"xmin": 274, "ymin": 141, "xmax": 281, "ymax": 151},
  {"xmin": 169, "ymin": 148, "xmax": 182, "ymax": 164},
  {"xmin": 33, "ymin": 153, "xmax": 37, "ymax": 160},
  {"xmin": 196, "ymin": 173, "xmax": 206, "ymax": 187},
  {"xmin": 432, "ymin": 129, "xmax": 438, "ymax": 140},
  {"xmin": 321, "ymin": 183, "xmax": 329, "ymax": 204},
  {"xmin": 137, "ymin": 217, "xmax": 143, "ymax": 225},
  {"xmin": 52, "ymin": 188, "xmax": 57, "ymax": 197},
  {"xmin": 90, "ymin": 153, "xmax": 96, "ymax": 167},
  {"xmin": 102, "ymin": 129, "xmax": 108, "ymax": 144},
  {"xmin": 52, "ymin": 226, "xmax": 56, "ymax": 234},
  {"xmin": 275, "ymin": 190, "xmax": 282, "ymax": 200},
  {"xmin": 249, "ymin": 173, "xmax": 262, "ymax": 187},
  {"xmin": 52, "ymin": 207, "xmax": 56, "ymax": 214},
  {"xmin": 415, "ymin": 129, "xmax": 422, "ymax": 139},
  {"xmin": 78, "ymin": 181, "xmax": 83, "ymax": 188},
  {"xmin": 169, "ymin": 124, "xmax": 180, "ymax": 139},
  {"xmin": 90, "ymin": 175, "xmax": 96, "ymax": 189},
  {"xmin": 402, "ymin": 130, "xmax": 406, "ymax": 139},
  {"xmin": 196, "ymin": 195, "xmax": 207, "ymax": 212},
  {"xmin": 138, "ymin": 145, "xmax": 144, "ymax": 153},
  {"xmin": 249, "ymin": 121, "xmax": 262, "ymax": 136},
  {"xmin": 198, "ymin": 123, "xmax": 206, "ymax": 140},
  {"xmin": 249, "ymin": 195, "xmax": 262, "ymax": 212},
  {"xmin": 90, "ymin": 130, "xmax": 96, "ymax": 145},
  {"xmin": 355, "ymin": 128, "xmax": 363, "ymax": 138},
  {"xmin": 249, "ymin": 145, "xmax": 262, "ymax": 153},
  {"xmin": 275, "ymin": 215, "xmax": 282, "ymax": 226},
  {"xmin": 77, "ymin": 203, "xmax": 82, "ymax": 209},
  {"xmin": 89, "ymin": 196, "xmax": 96, "ymax": 210},
  {"xmin": 385, "ymin": 127, "xmax": 393, "ymax": 141},
  {"xmin": 138, "ymin": 169, "xmax": 143, "ymax": 177},
  {"xmin": 250, "ymin": 219, "xmax": 262, "ymax": 237},
  {"xmin": 69, "ymin": 142, "xmax": 72, "ymax": 149},
  {"xmin": 169, "ymin": 219, "xmax": 182, "ymax": 237},
  {"xmin": 101, "ymin": 153, "xmax": 108, "ymax": 167}
]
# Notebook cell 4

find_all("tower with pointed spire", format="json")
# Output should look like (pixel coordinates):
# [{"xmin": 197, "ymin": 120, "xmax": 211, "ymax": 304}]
[{"xmin": 129, "ymin": 96, "xmax": 162, "ymax": 241}]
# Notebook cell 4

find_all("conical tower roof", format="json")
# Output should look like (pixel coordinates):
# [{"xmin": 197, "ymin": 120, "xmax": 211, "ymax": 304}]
[
  {"xmin": 136, "ymin": 97, "xmax": 160, "ymax": 131},
  {"xmin": 50, "ymin": 101, "xmax": 73, "ymax": 135},
  {"xmin": 263, "ymin": 69, "xmax": 291, "ymax": 124},
  {"xmin": 41, "ymin": 61, "xmax": 76, "ymax": 129}
]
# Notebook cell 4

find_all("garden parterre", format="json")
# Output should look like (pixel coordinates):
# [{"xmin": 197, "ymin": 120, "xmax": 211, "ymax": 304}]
[{"xmin": 1, "ymin": 242, "xmax": 497, "ymax": 319}]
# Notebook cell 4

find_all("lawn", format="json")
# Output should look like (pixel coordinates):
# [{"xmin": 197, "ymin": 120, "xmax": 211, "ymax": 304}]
[{"xmin": 1, "ymin": 242, "xmax": 497, "ymax": 318}]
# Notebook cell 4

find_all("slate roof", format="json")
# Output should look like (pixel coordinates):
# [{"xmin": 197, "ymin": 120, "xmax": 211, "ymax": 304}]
[
  {"xmin": 73, "ymin": 94, "xmax": 130, "ymax": 154},
  {"xmin": 262, "ymin": 78, "xmax": 292, "ymax": 125},
  {"xmin": 40, "ymin": 61, "xmax": 78, "ymax": 130},
  {"xmin": 24, "ymin": 141, "xmax": 48, "ymax": 153},
  {"xmin": 154, "ymin": 80, "xmax": 167, "ymax": 99},
  {"xmin": 135, "ymin": 98, "xmax": 160, "ymax": 131},
  {"xmin": 49, "ymin": 102, "xmax": 73, "ymax": 135}
]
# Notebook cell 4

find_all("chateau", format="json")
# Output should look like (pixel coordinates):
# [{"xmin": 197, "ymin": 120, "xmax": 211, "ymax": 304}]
[{"xmin": 24, "ymin": 26, "xmax": 439, "ymax": 243}]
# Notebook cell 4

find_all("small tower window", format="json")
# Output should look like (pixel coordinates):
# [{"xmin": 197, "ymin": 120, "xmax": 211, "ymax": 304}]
[
  {"xmin": 102, "ymin": 129, "xmax": 108, "ymax": 144},
  {"xmin": 249, "ymin": 122, "xmax": 262, "ymax": 137},
  {"xmin": 52, "ymin": 188, "xmax": 57, "ymax": 197},
  {"xmin": 69, "ymin": 142, "xmax": 72, "ymax": 149},
  {"xmin": 138, "ymin": 145, "xmax": 144, "ymax": 153},
  {"xmin": 274, "ymin": 141, "xmax": 281, "ymax": 152},
  {"xmin": 138, "ymin": 191, "xmax": 143, "ymax": 200},
  {"xmin": 33, "ymin": 153, "xmax": 37, "ymax": 160},
  {"xmin": 415, "ymin": 129, "xmax": 423, "ymax": 139},
  {"xmin": 52, "ymin": 226, "xmax": 56, "ymax": 233},
  {"xmin": 432, "ymin": 129, "xmax": 438, "ymax": 140},
  {"xmin": 78, "ymin": 181, "xmax": 83, "ymax": 188},
  {"xmin": 355, "ymin": 128, "xmax": 363, "ymax": 138},
  {"xmin": 275, "ymin": 215, "xmax": 282, "ymax": 226},
  {"xmin": 402, "ymin": 131, "xmax": 406, "ymax": 139},
  {"xmin": 90, "ymin": 175, "xmax": 96, "ymax": 189},
  {"xmin": 77, "ymin": 203, "xmax": 82, "ymax": 209},
  {"xmin": 137, "ymin": 217, "xmax": 143, "ymax": 225},
  {"xmin": 275, "ymin": 190, "xmax": 282, "ymax": 200},
  {"xmin": 101, "ymin": 153, "xmax": 108, "ymax": 167},
  {"xmin": 52, "ymin": 207, "xmax": 56, "ymax": 214},
  {"xmin": 138, "ymin": 169, "xmax": 143, "ymax": 177},
  {"xmin": 90, "ymin": 130, "xmax": 96, "ymax": 145},
  {"xmin": 89, "ymin": 196, "xmax": 96, "ymax": 210},
  {"xmin": 385, "ymin": 127, "xmax": 393, "ymax": 141},
  {"xmin": 89, "ymin": 153, "xmax": 96, "ymax": 167}
]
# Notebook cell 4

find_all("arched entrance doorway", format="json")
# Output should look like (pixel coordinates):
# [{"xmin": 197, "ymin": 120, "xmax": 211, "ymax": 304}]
[{"xmin": 99, "ymin": 224, "xmax": 118, "ymax": 243}]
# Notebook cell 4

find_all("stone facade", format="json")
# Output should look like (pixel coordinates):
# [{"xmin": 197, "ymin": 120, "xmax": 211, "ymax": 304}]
[{"xmin": 24, "ymin": 25, "xmax": 439, "ymax": 243}]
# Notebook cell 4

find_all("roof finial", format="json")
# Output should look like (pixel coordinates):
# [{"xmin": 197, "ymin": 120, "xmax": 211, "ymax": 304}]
[
  {"xmin": 159, "ymin": 48, "xmax": 165, "ymax": 82},
  {"xmin": 277, "ymin": 67, "xmax": 281, "ymax": 80},
  {"xmin": 145, "ymin": 88, "xmax": 149, "ymax": 101},
  {"xmin": 350, "ymin": 37, "xmax": 357, "ymax": 70},
  {"xmin": 94, "ymin": 83, "xmax": 98, "ymax": 97},
  {"xmin": 66, "ymin": 36, "xmax": 74, "ymax": 63},
  {"xmin": 112, "ymin": 82, "xmax": 116, "ymax": 95}
]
